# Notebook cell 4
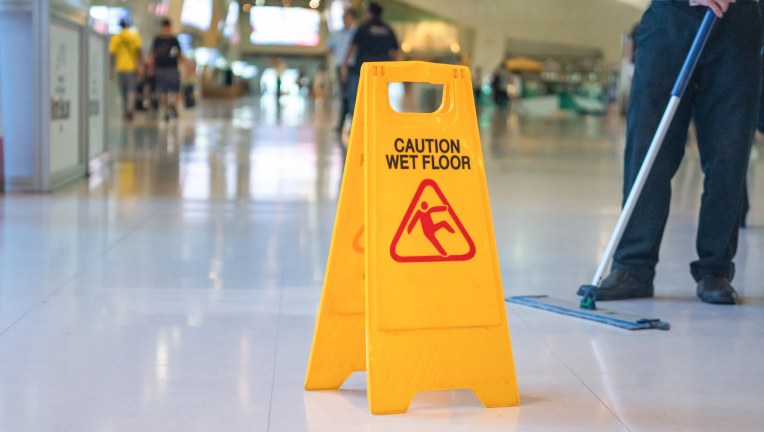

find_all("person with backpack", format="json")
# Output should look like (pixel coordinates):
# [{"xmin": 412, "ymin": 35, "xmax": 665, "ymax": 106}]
[
  {"xmin": 109, "ymin": 20, "xmax": 143, "ymax": 121},
  {"xmin": 341, "ymin": 2, "xmax": 399, "ymax": 122},
  {"xmin": 148, "ymin": 19, "xmax": 187, "ymax": 121}
]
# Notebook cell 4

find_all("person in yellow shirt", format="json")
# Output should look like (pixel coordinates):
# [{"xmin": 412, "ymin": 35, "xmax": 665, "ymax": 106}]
[{"xmin": 109, "ymin": 20, "xmax": 143, "ymax": 121}]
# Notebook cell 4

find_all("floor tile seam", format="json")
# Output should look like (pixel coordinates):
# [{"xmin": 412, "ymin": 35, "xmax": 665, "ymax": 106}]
[
  {"xmin": 569, "ymin": 370, "xmax": 634, "ymax": 432},
  {"xmin": 565, "ymin": 371, "xmax": 764, "ymax": 379},
  {"xmin": 0, "ymin": 359, "xmax": 279, "ymax": 370},
  {"xmin": 65, "ymin": 201, "xmax": 169, "ymax": 278},
  {"xmin": 0, "ymin": 203, "xmax": 168, "ymax": 338},
  {"xmin": 266, "ymin": 276, "xmax": 286, "ymax": 432},
  {"xmin": 507, "ymin": 304, "xmax": 570, "ymax": 369},
  {"xmin": 0, "ymin": 273, "xmax": 80, "ymax": 337},
  {"xmin": 91, "ymin": 201, "xmax": 171, "ymax": 258},
  {"xmin": 509, "ymin": 306, "xmax": 633, "ymax": 430}
]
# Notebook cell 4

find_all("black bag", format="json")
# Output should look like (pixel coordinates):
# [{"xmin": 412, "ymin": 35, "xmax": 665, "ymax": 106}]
[{"xmin": 183, "ymin": 84, "xmax": 196, "ymax": 108}]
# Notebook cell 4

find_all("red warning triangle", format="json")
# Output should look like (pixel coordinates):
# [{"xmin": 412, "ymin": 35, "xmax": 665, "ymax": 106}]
[{"xmin": 390, "ymin": 179, "xmax": 476, "ymax": 263}]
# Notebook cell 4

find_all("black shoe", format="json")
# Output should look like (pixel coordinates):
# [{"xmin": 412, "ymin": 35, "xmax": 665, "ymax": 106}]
[
  {"xmin": 697, "ymin": 276, "xmax": 738, "ymax": 305},
  {"xmin": 580, "ymin": 268, "xmax": 654, "ymax": 301}
]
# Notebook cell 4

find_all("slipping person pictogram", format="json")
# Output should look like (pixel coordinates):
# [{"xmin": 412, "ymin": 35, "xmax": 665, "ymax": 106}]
[
  {"xmin": 407, "ymin": 201, "xmax": 455, "ymax": 257},
  {"xmin": 391, "ymin": 179, "xmax": 475, "ymax": 263}
]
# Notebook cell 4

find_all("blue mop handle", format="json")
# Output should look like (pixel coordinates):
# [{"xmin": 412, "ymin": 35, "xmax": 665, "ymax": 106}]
[{"xmin": 672, "ymin": 9, "xmax": 717, "ymax": 98}]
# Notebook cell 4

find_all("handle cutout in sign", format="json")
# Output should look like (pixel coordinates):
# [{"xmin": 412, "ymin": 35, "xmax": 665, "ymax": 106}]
[{"xmin": 388, "ymin": 82, "xmax": 445, "ymax": 114}]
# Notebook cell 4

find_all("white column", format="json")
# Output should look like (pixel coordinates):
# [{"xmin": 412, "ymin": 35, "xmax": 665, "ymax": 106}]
[
  {"xmin": 472, "ymin": 27, "xmax": 507, "ymax": 78},
  {"xmin": 0, "ymin": 0, "xmax": 90, "ymax": 191},
  {"xmin": 0, "ymin": 2, "xmax": 42, "ymax": 189}
]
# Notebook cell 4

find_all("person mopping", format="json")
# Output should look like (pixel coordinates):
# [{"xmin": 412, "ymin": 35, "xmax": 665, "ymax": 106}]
[{"xmin": 584, "ymin": 0, "xmax": 761, "ymax": 305}]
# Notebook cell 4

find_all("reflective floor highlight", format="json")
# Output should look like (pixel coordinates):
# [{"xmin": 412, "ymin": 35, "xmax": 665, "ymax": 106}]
[{"xmin": 1, "ymin": 96, "xmax": 763, "ymax": 431}]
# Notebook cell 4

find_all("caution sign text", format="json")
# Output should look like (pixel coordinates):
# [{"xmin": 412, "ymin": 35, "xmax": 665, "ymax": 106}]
[{"xmin": 386, "ymin": 138, "xmax": 472, "ymax": 171}]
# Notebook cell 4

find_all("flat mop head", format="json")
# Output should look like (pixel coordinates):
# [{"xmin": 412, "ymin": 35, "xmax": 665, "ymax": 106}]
[{"xmin": 506, "ymin": 295, "xmax": 670, "ymax": 331}]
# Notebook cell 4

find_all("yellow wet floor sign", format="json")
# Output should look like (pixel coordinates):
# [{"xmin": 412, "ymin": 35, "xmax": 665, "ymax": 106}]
[{"xmin": 305, "ymin": 61, "xmax": 519, "ymax": 414}]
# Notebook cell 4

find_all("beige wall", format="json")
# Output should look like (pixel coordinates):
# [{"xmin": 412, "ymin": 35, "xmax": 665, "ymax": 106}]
[{"xmin": 399, "ymin": 0, "xmax": 646, "ymax": 71}]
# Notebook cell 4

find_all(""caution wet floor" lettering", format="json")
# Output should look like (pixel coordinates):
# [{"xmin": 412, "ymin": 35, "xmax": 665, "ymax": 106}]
[{"xmin": 386, "ymin": 138, "xmax": 471, "ymax": 171}]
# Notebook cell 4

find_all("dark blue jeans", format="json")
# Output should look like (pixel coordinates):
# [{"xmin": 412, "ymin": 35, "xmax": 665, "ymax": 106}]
[{"xmin": 613, "ymin": 1, "xmax": 762, "ymax": 283}]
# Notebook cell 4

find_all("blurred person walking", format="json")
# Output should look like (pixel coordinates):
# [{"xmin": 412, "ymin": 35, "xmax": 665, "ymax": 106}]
[
  {"xmin": 342, "ymin": 1, "xmax": 399, "ymax": 123},
  {"xmin": 472, "ymin": 66, "xmax": 483, "ymax": 104},
  {"xmin": 109, "ymin": 19, "xmax": 143, "ymax": 121},
  {"xmin": 148, "ymin": 19, "xmax": 187, "ymax": 121},
  {"xmin": 591, "ymin": 0, "xmax": 762, "ymax": 305},
  {"xmin": 491, "ymin": 63, "xmax": 512, "ymax": 110},
  {"xmin": 327, "ymin": 7, "xmax": 357, "ymax": 131},
  {"xmin": 312, "ymin": 64, "xmax": 329, "ymax": 101}
]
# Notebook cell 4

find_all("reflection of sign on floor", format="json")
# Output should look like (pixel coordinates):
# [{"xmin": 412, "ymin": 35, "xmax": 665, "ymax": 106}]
[{"xmin": 391, "ymin": 179, "xmax": 475, "ymax": 262}]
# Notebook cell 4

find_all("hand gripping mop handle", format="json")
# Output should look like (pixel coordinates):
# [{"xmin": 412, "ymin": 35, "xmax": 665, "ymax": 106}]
[{"xmin": 590, "ymin": 10, "xmax": 717, "ymax": 286}]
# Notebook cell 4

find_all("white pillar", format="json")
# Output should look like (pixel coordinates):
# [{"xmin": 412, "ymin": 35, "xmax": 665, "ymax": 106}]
[
  {"xmin": 0, "ymin": 0, "xmax": 91, "ymax": 191},
  {"xmin": 0, "ymin": 1, "xmax": 47, "ymax": 190},
  {"xmin": 472, "ymin": 27, "xmax": 507, "ymax": 78}
]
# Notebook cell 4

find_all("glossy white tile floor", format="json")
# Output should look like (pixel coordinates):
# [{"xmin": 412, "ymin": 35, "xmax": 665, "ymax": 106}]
[{"xmin": 1, "ymin": 95, "xmax": 764, "ymax": 431}]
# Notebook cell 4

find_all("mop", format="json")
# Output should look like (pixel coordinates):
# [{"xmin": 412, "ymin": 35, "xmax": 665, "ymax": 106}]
[{"xmin": 507, "ymin": 9, "xmax": 719, "ymax": 331}]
